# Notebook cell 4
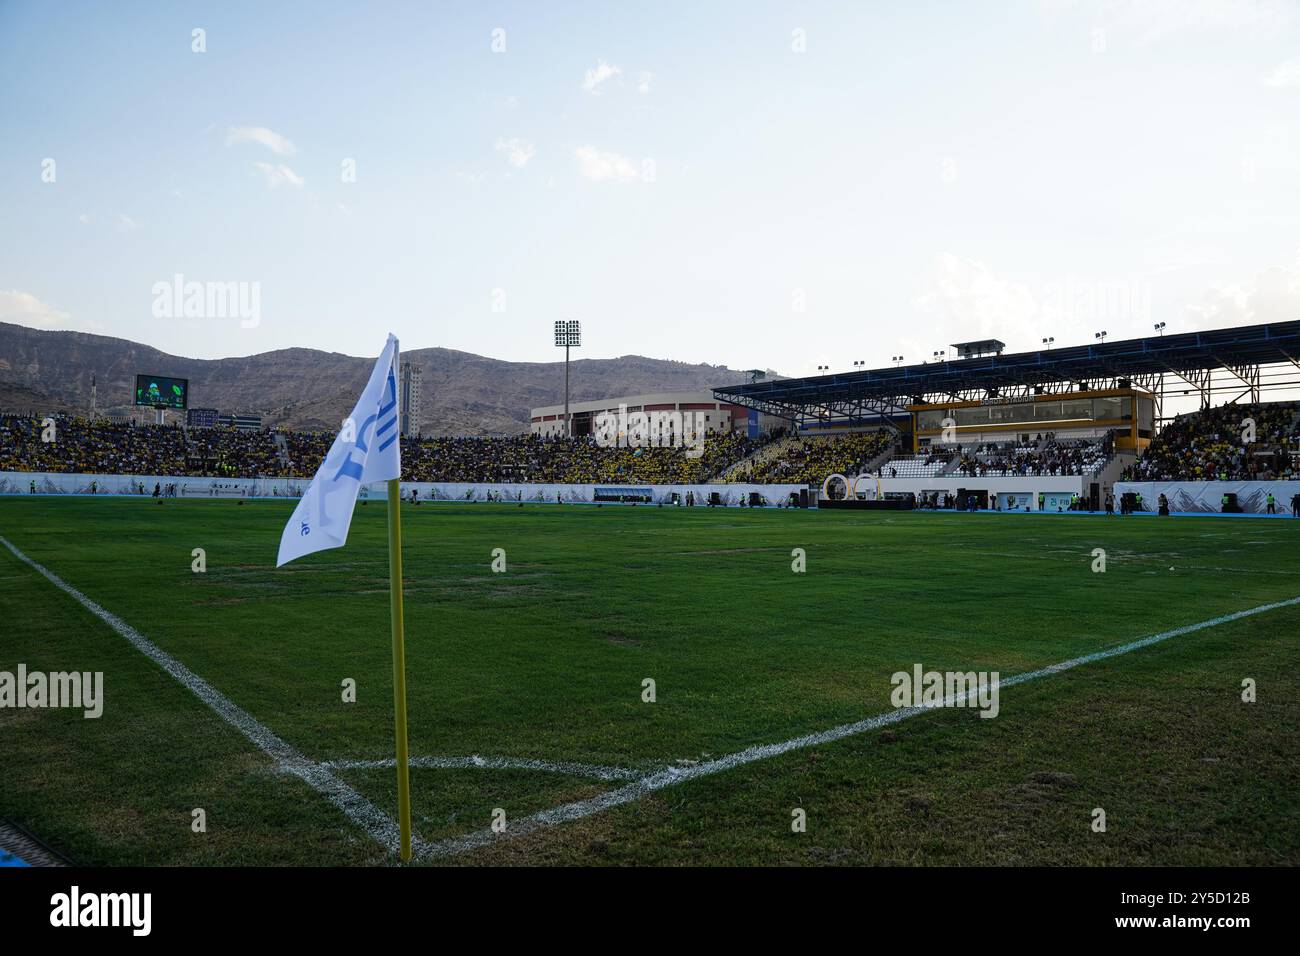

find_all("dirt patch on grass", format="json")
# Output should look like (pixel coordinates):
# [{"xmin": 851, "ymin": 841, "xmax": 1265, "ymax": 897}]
[
  {"xmin": 600, "ymin": 630, "xmax": 643, "ymax": 647},
  {"xmin": 1004, "ymin": 770, "xmax": 1079, "ymax": 805}
]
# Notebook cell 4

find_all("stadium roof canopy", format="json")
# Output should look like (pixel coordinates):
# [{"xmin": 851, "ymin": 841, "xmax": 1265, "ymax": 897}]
[{"xmin": 713, "ymin": 320, "xmax": 1300, "ymax": 427}]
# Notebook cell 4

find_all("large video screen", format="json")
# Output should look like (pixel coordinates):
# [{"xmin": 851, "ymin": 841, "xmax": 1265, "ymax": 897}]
[{"xmin": 134, "ymin": 374, "xmax": 189, "ymax": 409}]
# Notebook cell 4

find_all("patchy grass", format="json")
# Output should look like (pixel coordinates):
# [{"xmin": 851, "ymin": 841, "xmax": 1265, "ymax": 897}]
[{"xmin": 0, "ymin": 497, "xmax": 1297, "ymax": 865}]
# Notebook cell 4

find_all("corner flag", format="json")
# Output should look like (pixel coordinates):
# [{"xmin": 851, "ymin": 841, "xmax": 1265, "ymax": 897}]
[
  {"xmin": 275, "ymin": 333, "xmax": 414, "ymax": 861},
  {"xmin": 277, "ymin": 334, "xmax": 401, "ymax": 567}
]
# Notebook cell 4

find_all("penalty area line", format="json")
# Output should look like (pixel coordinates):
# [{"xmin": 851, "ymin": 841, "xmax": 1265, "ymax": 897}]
[
  {"xmin": 417, "ymin": 593, "xmax": 1300, "ymax": 860},
  {"xmin": 0, "ymin": 535, "xmax": 417, "ymax": 860}
]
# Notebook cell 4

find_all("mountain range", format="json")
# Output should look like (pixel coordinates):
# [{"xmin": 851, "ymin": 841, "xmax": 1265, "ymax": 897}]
[{"xmin": 0, "ymin": 322, "xmax": 777, "ymax": 435}]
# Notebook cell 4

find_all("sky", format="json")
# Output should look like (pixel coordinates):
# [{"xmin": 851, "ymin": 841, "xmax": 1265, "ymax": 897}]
[{"xmin": 2, "ymin": 0, "xmax": 1299, "ymax": 377}]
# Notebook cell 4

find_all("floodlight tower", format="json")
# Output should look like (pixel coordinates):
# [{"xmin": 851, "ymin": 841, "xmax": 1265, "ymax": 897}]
[{"xmin": 554, "ymin": 320, "xmax": 582, "ymax": 438}]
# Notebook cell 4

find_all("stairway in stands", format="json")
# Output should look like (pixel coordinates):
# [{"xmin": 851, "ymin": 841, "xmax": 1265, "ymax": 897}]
[
  {"xmin": 273, "ymin": 432, "xmax": 292, "ymax": 472},
  {"xmin": 180, "ymin": 424, "xmax": 201, "ymax": 467},
  {"xmin": 717, "ymin": 434, "xmax": 801, "ymax": 481},
  {"xmin": 860, "ymin": 439, "xmax": 900, "ymax": 475}
]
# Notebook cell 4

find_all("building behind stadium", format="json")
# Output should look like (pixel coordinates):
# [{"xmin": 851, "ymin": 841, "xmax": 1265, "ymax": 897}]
[{"xmin": 529, "ymin": 391, "xmax": 786, "ymax": 440}]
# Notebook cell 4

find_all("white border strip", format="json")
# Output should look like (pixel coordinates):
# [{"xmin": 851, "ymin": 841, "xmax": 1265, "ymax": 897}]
[
  {"xmin": 0, "ymin": 535, "xmax": 417, "ymax": 859},
  {"xmin": 417, "ymin": 594, "xmax": 1300, "ymax": 859},
  {"xmin": 322, "ymin": 755, "xmax": 641, "ymax": 781}
]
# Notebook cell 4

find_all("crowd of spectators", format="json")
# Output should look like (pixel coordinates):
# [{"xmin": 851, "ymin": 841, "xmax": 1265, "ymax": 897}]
[
  {"xmin": 189, "ymin": 426, "xmax": 282, "ymax": 477},
  {"xmin": 0, "ymin": 413, "xmax": 788, "ymax": 484},
  {"xmin": 728, "ymin": 431, "xmax": 893, "ymax": 485},
  {"xmin": 1123, "ymin": 402, "xmax": 1299, "ymax": 481},
  {"xmin": 398, "ymin": 431, "xmax": 776, "ymax": 484},
  {"xmin": 0, "ymin": 415, "xmax": 189, "ymax": 475},
  {"xmin": 954, "ymin": 432, "xmax": 1116, "ymax": 478}
]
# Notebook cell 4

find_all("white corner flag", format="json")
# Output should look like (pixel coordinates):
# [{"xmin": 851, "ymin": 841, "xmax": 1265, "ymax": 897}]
[
  {"xmin": 274, "ymin": 332, "xmax": 416, "ymax": 861},
  {"xmin": 277, "ymin": 334, "xmax": 401, "ymax": 567}
]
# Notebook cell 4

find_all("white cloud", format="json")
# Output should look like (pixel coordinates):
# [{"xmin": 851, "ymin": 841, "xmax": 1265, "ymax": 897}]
[
  {"xmin": 1185, "ymin": 254, "xmax": 1300, "ymax": 330},
  {"xmin": 495, "ymin": 137, "xmax": 536, "ymax": 168},
  {"xmin": 637, "ymin": 71, "xmax": 654, "ymax": 95},
  {"xmin": 912, "ymin": 254, "xmax": 1166, "ymax": 349},
  {"xmin": 225, "ymin": 125, "xmax": 298, "ymax": 156},
  {"xmin": 116, "ymin": 214, "xmax": 138, "ymax": 232},
  {"xmin": 1262, "ymin": 58, "xmax": 1300, "ymax": 87},
  {"xmin": 252, "ymin": 162, "xmax": 305, "ymax": 189},
  {"xmin": 583, "ymin": 58, "xmax": 622, "ymax": 94},
  {"xmin": 0, "ymin": 290, "xmax": 96, "ymax": 331},
  {"xmin": 78, "ymin": 213, "xmax": 91, "ymax": 225},
  {"xmin": 574, "ymin": 145, "xmax": 640, "ymax": 183},
  {"xmin": 1240, "ymin": 125, "xmax": 1300, "ymax": 179},
  {"xmin": 911, "ymin": 254, "xmax": 1039, "ymax": 352},
  {"xmin": 1102, "ymin": 0, "xmax": 1292, "ymax": 42}
]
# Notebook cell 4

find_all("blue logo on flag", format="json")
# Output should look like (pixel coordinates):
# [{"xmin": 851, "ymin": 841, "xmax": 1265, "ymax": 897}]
[{"xmin": 332, "ymin": 366, "xmax": 399, "ymax": 483}]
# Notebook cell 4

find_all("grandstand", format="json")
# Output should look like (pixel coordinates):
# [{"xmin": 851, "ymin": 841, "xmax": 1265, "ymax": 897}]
[
  {"xmin": 1123, "ymin": 402, "xmax": 1299, "ymax": 482},
  {"xmin": 2, "ymin": 401, "xmax": 1298, "ymax": 513},
  {"xmin": 709, "ymin": 321, "xmax": 1300, "ymax": 511},
  {"xmin": 4, "ymin": 322, "xmax": 1300, "ymax": 514}
]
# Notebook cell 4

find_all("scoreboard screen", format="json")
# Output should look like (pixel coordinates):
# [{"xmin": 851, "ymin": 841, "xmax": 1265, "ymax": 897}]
[{"xmin": 134, "ymin": 374, "xmax": 189, "ymax": 409}]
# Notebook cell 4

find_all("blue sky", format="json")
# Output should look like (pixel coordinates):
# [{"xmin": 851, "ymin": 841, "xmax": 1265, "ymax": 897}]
[{"xmin": 2, "ymin": 0, "xmax": 1299, "ymax": 374}]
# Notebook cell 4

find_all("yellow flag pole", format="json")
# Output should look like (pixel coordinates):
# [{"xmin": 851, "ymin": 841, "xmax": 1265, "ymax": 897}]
[{"xmin": 386, "ymin": 477, "xmax": 413, "ymax": 862}]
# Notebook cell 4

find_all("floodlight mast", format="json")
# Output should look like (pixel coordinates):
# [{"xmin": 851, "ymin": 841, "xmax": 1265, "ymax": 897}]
[{"xmin": 554, "ymin": 320, "xmax": 582, "ymax": 437}]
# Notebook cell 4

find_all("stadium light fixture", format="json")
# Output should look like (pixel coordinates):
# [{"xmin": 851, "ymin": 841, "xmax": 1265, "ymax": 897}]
[
  {"xmin": 852, "ymin": 360, "xmax": 866, "ymax": 370},
  {"xmin": 892, "ymin": 355, "xmax": 904, "ymax": 366},
  {"xmin": 932, "ymin": 349, "xmax": 947, "ymax": 361},
  {"xmin": 816, "ymin": 364, "xmax": 830, "ymax": 373},
  {"xmin": 553, "ymin": 320, "xmax": 581, "ymax": 438},
  {"xmin": 1154, "ymin": 322, "xmax": 1166, "ymax": 336},
  {"xmin": 1095, "ymin": 331, "xmax": 1107, "ymax": 343},
  {"xmin": 1042, "ymin": 336, "xmax": 1054, "ymax": 350}
]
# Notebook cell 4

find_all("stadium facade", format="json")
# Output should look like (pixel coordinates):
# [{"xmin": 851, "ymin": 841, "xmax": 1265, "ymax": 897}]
[{"xmin": 529, "ymin": 390, "xmax": 785, "ymax": 439}]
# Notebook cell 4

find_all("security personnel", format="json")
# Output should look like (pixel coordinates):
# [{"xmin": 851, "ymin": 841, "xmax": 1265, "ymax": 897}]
[
  {"xmin": 1266, "ymin": 492, "xmax": 1276, "ymax": 515},
  {"xmin": 1222, "ymin": 493, "xmax": 1230, "ymax": 513}
]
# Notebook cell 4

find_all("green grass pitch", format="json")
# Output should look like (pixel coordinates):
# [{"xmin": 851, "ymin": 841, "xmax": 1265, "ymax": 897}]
[{"xmin": 1, "ymin": 497, "xmax": 1297, "ymax": 865}]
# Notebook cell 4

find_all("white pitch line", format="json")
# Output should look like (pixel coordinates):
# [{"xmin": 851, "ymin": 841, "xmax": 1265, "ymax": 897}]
[
  {"xmin": 0, "ymin": 535, "xmax": 416, "ymax": 859},
  {"xmin": 322, "ymin": 755, "xmax": 641, "ymax": 781},
  {"xmin": 417, "ymin": 593, "xmax": 1300, "ymax": 860}
]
